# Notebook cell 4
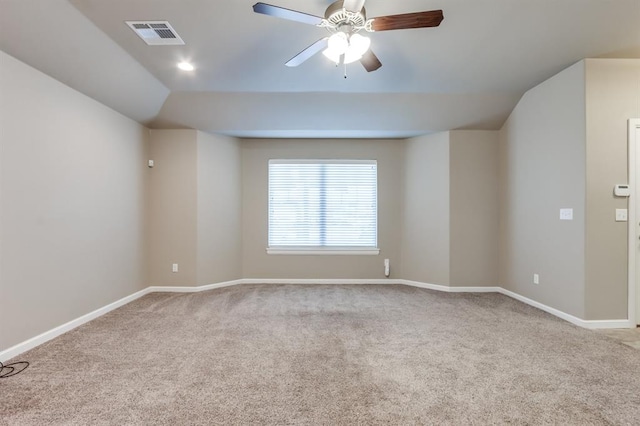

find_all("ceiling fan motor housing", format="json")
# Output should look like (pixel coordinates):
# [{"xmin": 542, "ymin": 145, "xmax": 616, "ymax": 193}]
[{"xmin": 324, "ymin": 0, "xmax": 367, "ymax": 29}]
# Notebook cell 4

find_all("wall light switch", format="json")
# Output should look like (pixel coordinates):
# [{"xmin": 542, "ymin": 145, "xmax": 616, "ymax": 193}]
[
  {"xmin": 615, "ymin": 209, "xmax": 628, "ymax": 222},
  {"xmin": 560, "ymin": 208, "xmax": 573, "ymax": 220},
  {"xmin": 172, "ymin": 263, "xmax": 179, "ymax": 272}
]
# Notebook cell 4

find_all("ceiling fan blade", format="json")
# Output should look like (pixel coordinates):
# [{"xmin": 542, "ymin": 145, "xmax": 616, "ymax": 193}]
[
  {"xmin": 253, "ymin": 2, "xmax": 323, "ymax": 26},
  {"xmin": 360, "ymin": 49, "xmax": 382, "ymax": 72},
  {"xmin": 342, "ymin": 0, "xmax": 366, "ymax": 13},
  {"xmin": 285, "ymin": 38, "xmax": 329, "ymax": 67},
  {"xmin": 371, "ymin": 10, "xmax": 443, "ymax": 31}
]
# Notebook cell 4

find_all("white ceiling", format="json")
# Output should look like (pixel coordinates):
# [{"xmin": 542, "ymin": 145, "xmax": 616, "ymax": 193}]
[{"xmin": 1, "ymin": 0, "xmax": 639, "ymax": 138}]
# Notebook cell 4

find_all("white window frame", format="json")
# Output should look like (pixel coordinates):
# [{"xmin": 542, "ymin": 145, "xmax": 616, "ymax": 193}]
[{"xmin": 267, "ymin": 159, "xmax": 379, "ymax": 255}]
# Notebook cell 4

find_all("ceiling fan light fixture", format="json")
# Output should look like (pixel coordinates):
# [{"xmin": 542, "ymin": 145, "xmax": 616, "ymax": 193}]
[
  {"xmin": 322, "ymin": 32, "xmax": 370, "ymax": 65},
  {"xmin": 322, "ymin": 32, "xmax": 348, "ymax": 64},
  {"xmin": 322, "ymin": 50, "xmax": 341, "ymax": 64},
  {"xmin": 349, "ymin": 33, "xmax": 370, "ymax": 56},
  {"xmin": 327, "ymin": 32, "xmax": 348, "ymax": 55},
  {"xmin": 177, "ymin": 61, "xmax": 195, "ymax": 71},
  {"xmin": 343, "ymin": 50, "xmax": 363, "ymax": 64},
  {"xmin": 252, "ymin": 1, "xmax": 445, "ymax": 73}
]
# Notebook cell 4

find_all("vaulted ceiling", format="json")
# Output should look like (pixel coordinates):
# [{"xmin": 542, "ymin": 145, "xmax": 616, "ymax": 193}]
[{"xmin": 1, "ymin": 0, "xmax": 639, "ymax": 138}]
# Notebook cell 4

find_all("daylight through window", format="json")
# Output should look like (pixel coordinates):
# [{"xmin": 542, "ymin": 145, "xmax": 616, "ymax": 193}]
[{"xmin": 268, "ymin": 160, "xmax": 378, "ymax": 254}]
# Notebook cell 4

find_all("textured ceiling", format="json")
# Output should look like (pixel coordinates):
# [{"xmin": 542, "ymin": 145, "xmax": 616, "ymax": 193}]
[{"xmin": 1, "ymin": 0, "xmax": 639, "ymax": 138}]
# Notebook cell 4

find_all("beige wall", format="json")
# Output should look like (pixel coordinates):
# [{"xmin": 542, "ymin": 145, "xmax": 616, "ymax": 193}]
[
  {"xmin": 0, "ymin": 51, "xmax": 148, "ymax": 351},
  {"xmin": 450, "ymin": 130, "xmax": 499, "ymax": 287},
  {"xmin": 196, "ymin": 131, "xmax": 242, "ymax": 285},
  {"xmin": 498, "ymin": 58, "xmax": 640, "ymax": 321},
  {"xmin": 147, "ymin": 129, "xmax": 198, "ymax": 286},
  {"xmin": 498, "ymin": 60, "xmax": 587, "ymax": 318},
  {"xmin": 585, "ymin": 59, "xmax": 640, "ymax": 319},
  {"xmin": 241, "ymin": 139, "xmax": 404, "ymax": 279},
  {"xmin": 401, "ymin": 133, "xmax": 450, "ymax": 284},
  {"xmin": 401, "ymin": 131, "xmax": 499, "ymax": 286},
  {"xmin": 147, "ymin": 130, "xmax": 242, "ymax": 286}
]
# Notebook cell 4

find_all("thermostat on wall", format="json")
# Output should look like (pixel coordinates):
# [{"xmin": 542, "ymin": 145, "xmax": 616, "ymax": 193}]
[{"xmin": 614, "ymin": 184, "xmax": 630, "ymax": 197}]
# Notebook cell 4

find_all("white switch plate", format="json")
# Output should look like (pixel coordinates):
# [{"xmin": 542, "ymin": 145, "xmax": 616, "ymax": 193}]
[
  {"xmin": 172, "ymin": 263, "xmax": 178, "ymax": 272},
  {"xmin": 560, "ymin": 208, "xmax": 573, "ymax": 220},
  {"xmin": 533, "ymin": 274, "xmax": 539, "ymax": 285},
  {"xmin": 615, "ymin": 209, "xmax": 628, "ymax": 222}
]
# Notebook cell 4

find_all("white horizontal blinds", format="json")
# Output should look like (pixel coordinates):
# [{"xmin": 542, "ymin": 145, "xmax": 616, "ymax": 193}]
[
  {"xmin": 269, "ymin": 162, "xmax": 322, "ymax": 247},
  {"xmin": 322, "ymin": 162, "xmax": 377, "ymax": 246},
  {"xmin": 269, "ymin": 160, "xmax": 377, "ymax": 248}
]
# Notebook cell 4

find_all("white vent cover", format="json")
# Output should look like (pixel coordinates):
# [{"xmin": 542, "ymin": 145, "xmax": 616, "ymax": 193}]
[{"xmin": 126, "ymin": 21, "xmax": 185, "ymax": 45}]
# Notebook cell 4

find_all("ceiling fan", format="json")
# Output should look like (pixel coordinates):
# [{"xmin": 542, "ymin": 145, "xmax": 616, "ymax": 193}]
[{"xmin": 252, "ymin": 0, "xmax": 444, "ymax": 73}]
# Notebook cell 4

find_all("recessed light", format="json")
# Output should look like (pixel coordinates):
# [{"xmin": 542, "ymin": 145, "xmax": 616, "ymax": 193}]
[{"xmin": 177, "ymin": 62, "xmax": 194, "ymax": 71}]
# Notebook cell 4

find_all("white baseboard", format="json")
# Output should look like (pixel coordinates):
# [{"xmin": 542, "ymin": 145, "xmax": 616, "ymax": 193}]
[
  {"xmin": 498, "ymin": 288, "xmax": 633, "ymax": 329},
  {"xmin": 579, "ymin": 319, "xmax": 635, "ymax": 329},
  {"xmin": 2, "ymin": 278, "xmax": 634, "ymax": 362},
  {"xmin": 147, "ymin": 279, "xmax": 245, "ymax": 293},
  {"xmin": 399, "ymin": 279, "xmax": 502, "ymax": 293},
  {"xmin": 0, "ymin": 287, "xmax": 151, "ymax": 362},
  {"xmin": 242, "ymin": 278, "xmax": 401, "ymax": 285}
]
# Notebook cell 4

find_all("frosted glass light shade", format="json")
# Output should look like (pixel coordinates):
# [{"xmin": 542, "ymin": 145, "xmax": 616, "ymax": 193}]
[
  {"xmin": 350, "ymin": 34, "xmax": 370, "ymax": 56},
  {"xmin": 323, "ymin": 32, "xmax": 349, "ymax": 64},
  {"xmin": 322, "ymin": 50, "xmax": 341, "ymax": 64},
  {"xmin": 327, "ymin": 32, "xmax": 348, "ymax": 54},
  {"xmin": 343, "ymin": 50, "xmax": 362, "ymax": 64},
  {"xmin": 322, "ymin": 33, "xmax": 371, "ymax": 65},
  {"xmin": 177, "ymin": 61, "xmax": 194, "ymax": 71}
]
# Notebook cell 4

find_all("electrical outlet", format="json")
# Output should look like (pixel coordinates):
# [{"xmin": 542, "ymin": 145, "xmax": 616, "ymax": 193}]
[
  {"xmin": 533, "ymin": 273, "xmax": 539, "ymax": 285},
  {"xmin": 559, "ymin": 208, "xmax": 573, "ymax": 220},
  {"xmin": 172, "ymin": 263, "xmax": 178, "ymax": 273}
]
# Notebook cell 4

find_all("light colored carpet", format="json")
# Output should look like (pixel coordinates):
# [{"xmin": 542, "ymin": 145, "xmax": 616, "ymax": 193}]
[{"xmin": 2, "ymin": 284, "xmax": 640, "ymax": 425}]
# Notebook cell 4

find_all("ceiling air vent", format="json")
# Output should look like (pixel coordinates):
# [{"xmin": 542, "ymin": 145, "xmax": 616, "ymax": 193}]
[{"xmin": 126, "ymin": 21, "xmax": 185, "ymax": 45}]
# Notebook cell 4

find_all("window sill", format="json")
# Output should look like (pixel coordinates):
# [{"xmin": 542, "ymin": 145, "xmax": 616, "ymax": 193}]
[{"xmin": 266, "ymin": 248, "xmax": 380, "ymax": 256}]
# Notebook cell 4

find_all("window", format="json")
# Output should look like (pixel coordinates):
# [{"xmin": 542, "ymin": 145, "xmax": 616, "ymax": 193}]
[{"xmin": 268, "ymin": 160, "xmax": 378, "ymax": 255}]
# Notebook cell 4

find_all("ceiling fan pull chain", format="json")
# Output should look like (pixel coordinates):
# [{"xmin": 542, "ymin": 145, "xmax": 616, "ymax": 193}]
[{"xmin": 344, "ymin": 62, "xmax": 348, "ymax": 79}]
